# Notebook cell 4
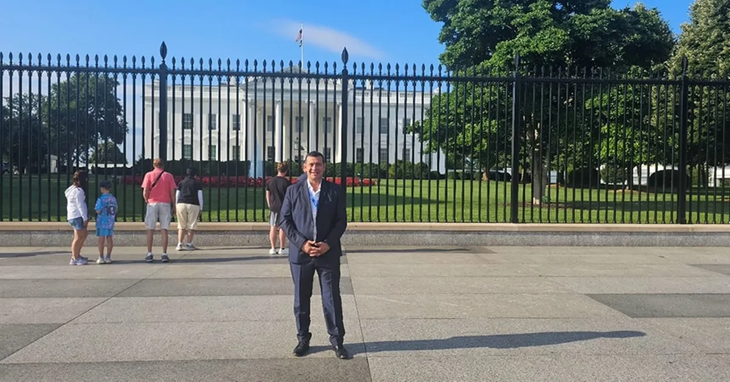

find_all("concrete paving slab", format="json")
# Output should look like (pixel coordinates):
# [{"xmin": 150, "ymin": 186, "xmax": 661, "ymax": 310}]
[
  {"xmin": 525, "ymin": 263, "xmax": 719, "ymax": 277},
  {"xmin": 652, "ymin": 253, "xmax": 730, "ymax": 264},
  {"xmin": 643, "ymin": 318, "xmax": 730, "ymax": 353},
  {"xmin": 548, "ymin": 276, "xmax": 730, "ymax": 294},
  {"xmin": 0, "ymin": 359, "xmax": 372, "ymax": 382},
  {"xmin": 588, "ymin": 293, "xmax": 730, "ymax": 318},
  {"xmin": 72, "ymin": 296, "xmax": 359, "ymax": 324},
  {"xmin": 367, "ymin": 354, "xmax": 730, "ymax": 382},
  {"xmin": 480, "ymin": 253, "xmax": 671, "ymax": 265},
  {"xmin": 347, "ymin": 263, "xmax": 538, "ymax": 277},
  {"xmin": 0, "ymin": 298, "xmax": 106, "ymax": 324},
  {"xmin": 146, "ymin": 263, "xmax": 351, "ymax": 279},
  {"xmin": 0, "ymin": 279, "xmax": 140, "ymax": 298},
  {"xmin": 354, "ymin": 294, "xmax": 625, "ymax": 319},
  {"xmin": 0, "ymin": 321, "xmax": 365, "ymax": 364},
  {"xmin": 345, "ymin": 252, "xmax": 490, "ymax": 265},
  {"xmin": 0, "ymin": 324, "xmax": 60, "ymax": 360},
  {"xmin": 115, "ymin": 277, "xmax": 354, "ymax": 297},
  {"xmin": 0, "ymin": 265, "xmax": 164, "ymax": 280},
  {"xmin": 690, "ymin": 264, "xmax": 730, "ymax": 276},
  {"xmin": 350, "ymin": 277, "xmax": 572, "ymax": 295},
  {"xmin": 358, "ymin": 318, "xmax": 702, "ymax": 356}
]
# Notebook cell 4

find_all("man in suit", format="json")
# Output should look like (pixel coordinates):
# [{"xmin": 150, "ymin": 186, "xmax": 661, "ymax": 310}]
[{"xmin": 279, "ymin": 151, "xmax": 349, "ymax": 360}]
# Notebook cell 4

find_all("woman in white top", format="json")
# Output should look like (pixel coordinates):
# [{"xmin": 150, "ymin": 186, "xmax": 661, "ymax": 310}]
[{"xmin": 65, "ymin": 170, "xmax": 89, "ymax": 265}]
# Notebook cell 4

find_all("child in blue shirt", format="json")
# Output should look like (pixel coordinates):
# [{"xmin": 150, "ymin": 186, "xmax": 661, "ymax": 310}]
[{"xmin": 95, "ymin": 180, "xmax": 118, "ymax": 264}]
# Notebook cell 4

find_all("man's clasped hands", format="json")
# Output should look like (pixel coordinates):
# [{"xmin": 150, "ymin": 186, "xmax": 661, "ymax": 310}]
[{"xmin": 302, "ymin": 241, "xmax": 331, "ymax": 257}]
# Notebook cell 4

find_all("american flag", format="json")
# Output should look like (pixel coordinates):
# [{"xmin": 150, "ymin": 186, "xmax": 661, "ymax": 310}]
[{"xmin": 295, "ymin": 28, "xmax": 303, "ymax": 47}]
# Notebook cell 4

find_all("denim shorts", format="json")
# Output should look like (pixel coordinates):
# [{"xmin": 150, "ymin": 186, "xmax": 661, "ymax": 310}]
[{"xmin": 68, "ymin": 217, "xmax": 85, "ymax": 230}]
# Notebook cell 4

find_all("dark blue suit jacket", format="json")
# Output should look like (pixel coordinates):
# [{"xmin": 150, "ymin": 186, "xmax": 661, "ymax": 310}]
[{"xmin": 279, "ymin": 176, "xmax": 347, "ymax": 265}]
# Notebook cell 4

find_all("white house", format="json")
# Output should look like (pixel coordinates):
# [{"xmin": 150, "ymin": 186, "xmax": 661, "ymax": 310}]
[{"xmin": 143, "ymin": 68, "xmax": 446, "ymax": 175}]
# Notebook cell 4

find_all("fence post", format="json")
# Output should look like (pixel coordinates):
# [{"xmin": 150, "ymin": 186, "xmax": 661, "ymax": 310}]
[
  {"xmin": 677, "ymin": 55, "xmax": 689, "ymax": 224},
  {"xmin": 510, "ymin": 53, "xmax": 521, "ymax": 224},
  {"xmin": 158, "ymin": 42, "xmax": 169, "ymax": 160},
  {"xmin": 340, "ymin": 48, "xmax": 349, "ymax": 194}
]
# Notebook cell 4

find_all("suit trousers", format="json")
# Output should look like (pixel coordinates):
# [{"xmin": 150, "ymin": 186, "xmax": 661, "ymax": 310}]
[{"xmin": 290, "ymin": 259, "xmax": 345, "ymax": 347}]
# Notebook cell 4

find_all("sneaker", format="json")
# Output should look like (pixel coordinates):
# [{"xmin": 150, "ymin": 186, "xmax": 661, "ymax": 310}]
[
  {"xmin": 79, "ymin": 256, "xmax": 89, "ymax": 262},
  {"xmin": 104, "ymin": 256, "xmax": 112, "ymax": 264},
  {"xmin": 176, "ymin": 243, "xmax": 185, "ymax": 251},
  {"xmin": 96, "ymin": 257, "xmax": 106, "ymax": 264},
  {"xmin": 145, "ymin": 253, "xmax": 154, "ymax": 263},
  {"xmin": 161, "ymin": 254, "xmax": 170, "ymax": 263},
  {"xmin": 69, "ymin": 257, "xmax": 88, "ymax": 265},
  {"xmin": 186, "ymin": 244, "xmax": 198, "ymax": 250},
  {"xmin": 279, "ymin": 248, "xmax": 289, "ymax": 255},
  {"xmin": 269, "ymin": 248, "xmax": 278, "ymax": 255}
]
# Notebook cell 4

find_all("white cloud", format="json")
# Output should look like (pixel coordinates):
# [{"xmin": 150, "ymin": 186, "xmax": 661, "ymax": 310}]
[{"xmin": 269, "ymin": 19, "xmax": 386, "ymax": 60}]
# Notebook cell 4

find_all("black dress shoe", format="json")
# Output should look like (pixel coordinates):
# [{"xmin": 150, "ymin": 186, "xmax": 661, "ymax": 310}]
[
  {"xmin": 333, "ymin": 345, "xmax": 349, "ymax": 359},
  {"xmin": 293, "ymin": 341, "xmax": 310, "ymax": 357}
]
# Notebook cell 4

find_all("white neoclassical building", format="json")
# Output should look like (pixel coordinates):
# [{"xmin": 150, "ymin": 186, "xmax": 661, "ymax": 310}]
[{"xmin": 143, "ymin": 68, "xmax": 446, "ymax": 175}]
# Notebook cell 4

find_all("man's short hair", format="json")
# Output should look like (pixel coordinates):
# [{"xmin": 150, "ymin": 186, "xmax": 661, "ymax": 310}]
[
  {"xmin": 305, "ymin": 151, "xmax": 325, "ymax": 163},
  {"xmin": 186, "ymin": 167, "xmax": 197, "ymax": 177},
  {"xmin": 277, "ymin": 162, "xmax": 289, "ymax": 173},
  {"xmin": 153, "ymin": 158, "xmax": 164, "ymax": 168}
]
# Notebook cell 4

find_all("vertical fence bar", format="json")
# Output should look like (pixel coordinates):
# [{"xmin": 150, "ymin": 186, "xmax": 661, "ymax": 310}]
[
  {"xmin": 0, "ymin": 53, "xmax": 4, "ymax": 221},
  {"xmin": 340, "ymin": 49, "xmax": 349, "ymax": 195},
  {"xmin": 678, "ymin": 56, "xmax": 689, "ymax": 224},
  {"xmin": 158, "ymin": 44, "xmax": 168, "ymax": 163},
  {"xmin": 510, "ymin": 54, "xmax": 521, "ymax": 223}
]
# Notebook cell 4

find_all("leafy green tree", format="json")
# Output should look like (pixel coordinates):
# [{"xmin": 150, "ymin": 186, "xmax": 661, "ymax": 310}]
[
  {"xmin": 46, "ymin": 72, "xmax": 128, "ymax": 166},
  {"xmin": 417, "ymin": 0, "xmax": 674, "ymax": 202},
  {"xmin": 0, "ymin": 93, "xmax": 49, "ymax": 173}
]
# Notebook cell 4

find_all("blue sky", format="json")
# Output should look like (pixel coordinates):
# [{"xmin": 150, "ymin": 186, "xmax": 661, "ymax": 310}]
[{"xmin": 0, "ymin": 0, "xmax": 694, "ymax": 70}]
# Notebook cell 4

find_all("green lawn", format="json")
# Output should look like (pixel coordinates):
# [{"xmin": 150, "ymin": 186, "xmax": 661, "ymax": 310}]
[{"xmin": 2, "ymin": 174, "xmax": 729, "ymax": 224}]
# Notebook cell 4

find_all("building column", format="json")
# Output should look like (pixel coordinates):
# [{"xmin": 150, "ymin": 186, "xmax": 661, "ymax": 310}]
[
  {"xmin": 245, "ymin": 101, "xmax": 255, "ymax": 162},
  {"xmin": 308, "ymin": 101, "xmax": 317, "ymax": 153},
  {"xmin": 274, "ymin": 100, "xmax": 282, "ymax": 162},
  {"xmin": 335, "ymin": 102, "xmax": 343, "ymax": 163}
]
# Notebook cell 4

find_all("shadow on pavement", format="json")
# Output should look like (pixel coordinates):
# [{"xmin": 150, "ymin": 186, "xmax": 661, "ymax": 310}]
[{"xmin": 356, "ymin": 331, "xmax": 646, "ymax": 353}]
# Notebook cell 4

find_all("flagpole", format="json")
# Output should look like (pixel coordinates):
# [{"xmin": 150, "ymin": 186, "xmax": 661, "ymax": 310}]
[{"xmin": 300, "ymin": 23, "xmax": 304, "ymax": 68}]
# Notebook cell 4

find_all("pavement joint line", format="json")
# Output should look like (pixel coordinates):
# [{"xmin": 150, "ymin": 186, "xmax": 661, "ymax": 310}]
[
  {"xmin": 346, "ymin": 261, "xmax": 373, "ymax": 374},
  {"xmin": 0, "ymin": 251, "xmax": 180, "ymax": 363}
]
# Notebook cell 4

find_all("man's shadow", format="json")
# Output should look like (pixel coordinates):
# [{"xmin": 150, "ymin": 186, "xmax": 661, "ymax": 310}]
[{"xmin": 308, "ymin": 331, "xmax": 645, "ymax": 355}]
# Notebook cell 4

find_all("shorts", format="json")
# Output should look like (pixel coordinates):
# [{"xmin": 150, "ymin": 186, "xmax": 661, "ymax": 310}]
[
  {"xmin": 269, "ymin": 211, "xmax": 280, "ymax": 227},
  {"xmin": 145, "ymin": 203, "xmax": 172, "ymax": 230},
  {"xmin": 68, "ymin": 217, "xmax": 85, "ymax": 230},
  {"xmin": 176, "ymin": 203, "xmax": 200, "ymax": 230},
  {"xmin": 96, "ymin": 228, "xmax": 114, "ymax": 237}
]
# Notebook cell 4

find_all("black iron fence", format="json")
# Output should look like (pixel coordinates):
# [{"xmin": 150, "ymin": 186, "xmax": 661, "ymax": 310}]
[{"xmin": 1, "ymin": 43, "xmax": 728, "ymax": 224}]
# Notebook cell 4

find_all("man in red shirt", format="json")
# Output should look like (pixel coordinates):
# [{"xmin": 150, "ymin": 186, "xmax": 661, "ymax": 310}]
[{"xmin": 141, "ymin": 158, "xmax": 177, "ymax": 262}]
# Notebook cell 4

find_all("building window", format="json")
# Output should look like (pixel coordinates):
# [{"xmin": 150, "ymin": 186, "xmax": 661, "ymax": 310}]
[
  {"xmin": 232, "ymin": 114, "xmax": 241, "ymax": 131},
  {"xmin": 379, "ymin": 148, "xmax": 388, "ymax": 163},
  {"xmin": 183, "ymin": 113, "xmax": 193, "ymax": 130},
  {"xmin": 295, "ymin": 116, "xmax": 304, "ymax": 132},
  {"xmin": 232, "ymin": 145, "xmax": 241, "ymax": 161},
  {"xmin": 324, "ymin": 148, "xmax": 331, "ymax": 162},
  {"xmin": 402, "ymin": 118, "xmax": 411, "ymax": 132},
  {"xmin": 209, "ymin": 145, "xmax": 217, "ymax": 160},
  {"xmin": 267, "ymin": 116, "xmax": 274, "ymax": 131},
  {"xmin": 323, "ymin": 117, "xmax": 332, "ymax": 133},
  {"xmin": 266, "ymin": 146, "xmax": 275, "ymax": 162},
  {"xmin": 183, "ymin": 144, "xmax": 192, "ymax": 159},
  {"xmin": 379, "ymin": 118, "xmax": 388, "ymax": 134},
  {"xmin": 356, "ymin": 117, "xmax": 363, "ymax": 134},
  {"xmin": 356, "ymin": 148, "xmax": 363, "ymax": 162},
  {"xmin": 404, "ymin": 148, "xmax": 411, "ymax": 161},
  {"xmin": 209, "ymin": 114, "xmax": 217, "ymax": 130}
]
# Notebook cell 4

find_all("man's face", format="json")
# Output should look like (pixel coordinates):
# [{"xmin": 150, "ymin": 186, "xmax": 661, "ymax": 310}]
[{"xmin": 303, "ymin": 156, "xmax": 325, "ymax": 180}]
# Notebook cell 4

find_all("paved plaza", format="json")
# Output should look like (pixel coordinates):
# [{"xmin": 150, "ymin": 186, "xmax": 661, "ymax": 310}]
[{"xmin": 1, "ymin": 245, "xmax": 730, "ymax": 381}]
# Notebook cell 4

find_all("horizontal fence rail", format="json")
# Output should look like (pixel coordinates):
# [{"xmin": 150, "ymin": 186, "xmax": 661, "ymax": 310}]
[{"xmin": 1, "ymin": 44, "xmax": 728, "ymax": 224}]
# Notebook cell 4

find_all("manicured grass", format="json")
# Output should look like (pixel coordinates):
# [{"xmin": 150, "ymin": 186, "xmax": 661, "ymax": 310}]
[{"xmin": 2, "ymin": 174, "xmax": 729, "ymax": 224}]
